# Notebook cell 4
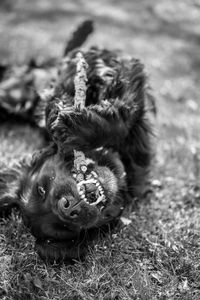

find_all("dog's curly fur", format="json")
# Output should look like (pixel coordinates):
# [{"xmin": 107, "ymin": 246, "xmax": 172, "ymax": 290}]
[{"xmin": 0, "ymin": 37, "xmax": 154, "ymax": 262}]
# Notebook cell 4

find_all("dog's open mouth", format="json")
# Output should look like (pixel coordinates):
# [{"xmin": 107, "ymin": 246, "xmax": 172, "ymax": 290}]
[
  {"xmin": 72, "ymin": 150, "xmax": 108, "ymax": 208},
  {"xmin": 73, "ymin": 170, "xmax": 107, "ymax": 206}
]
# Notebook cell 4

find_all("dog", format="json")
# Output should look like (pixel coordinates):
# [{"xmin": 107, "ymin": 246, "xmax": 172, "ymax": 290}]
[{"xmin": 0, "ymin": 22, "xmax": 154, "ymax": 262}]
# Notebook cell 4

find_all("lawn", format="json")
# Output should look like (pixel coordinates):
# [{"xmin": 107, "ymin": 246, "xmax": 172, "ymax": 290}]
[{"xmin": 0, "ymin": 0, "xmax": 200, "ymax": 299}]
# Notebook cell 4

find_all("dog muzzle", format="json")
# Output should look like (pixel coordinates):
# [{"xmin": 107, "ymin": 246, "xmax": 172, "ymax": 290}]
[{"xmin": 72, "ymin": 150, "xmax": 107, "ymax": 207}]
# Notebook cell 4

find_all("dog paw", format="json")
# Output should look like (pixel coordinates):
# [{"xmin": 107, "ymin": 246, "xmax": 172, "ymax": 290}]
[{"xmin": 51, "ymin": 103, "xmax": 75, "ymax": 131}]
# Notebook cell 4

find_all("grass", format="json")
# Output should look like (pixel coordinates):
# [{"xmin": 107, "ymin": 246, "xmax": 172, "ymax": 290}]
[{"xmin": 1, "ymin": 0, "xmax": 200, "ymax": 299}]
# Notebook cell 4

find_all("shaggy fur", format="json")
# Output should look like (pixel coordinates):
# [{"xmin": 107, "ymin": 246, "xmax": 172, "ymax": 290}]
[{"xmin": 0, "ymin": 40, "xmax": 154, "ymax": 262}]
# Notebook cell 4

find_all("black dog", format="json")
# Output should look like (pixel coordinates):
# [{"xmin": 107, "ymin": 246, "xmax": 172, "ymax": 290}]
[{"xmin": 0, "ymin": 25, "xmax": 154, "ymax": 262}]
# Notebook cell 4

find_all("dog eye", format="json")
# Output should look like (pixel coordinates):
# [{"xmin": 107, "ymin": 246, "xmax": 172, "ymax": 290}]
[{"xmin": 37, "ymin": 185, "xmax": 46, "ymax": 198}]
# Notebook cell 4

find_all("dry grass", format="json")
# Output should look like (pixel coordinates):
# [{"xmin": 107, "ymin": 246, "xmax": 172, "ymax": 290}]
[{"xmin": 1, "ymin": 0, "xmax": 200, "ymax": 299}]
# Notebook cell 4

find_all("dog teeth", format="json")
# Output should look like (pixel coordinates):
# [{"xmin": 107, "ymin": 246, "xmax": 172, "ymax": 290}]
[
  {"xmin": 86, "ymin": 174, "xmax": 92, "ymax": 180},
  {"xmin": 120, "ymin": 172, "xmax": 126, "ymax": 178},
  {"xmin": 91, "ymin": 171, "xmax": 98, "ymax": 178},
  {"xmin": 90, "ymin": 195, "xmax": 105, "ymax": 206},
  {"xmin": 101, "ymin": 196, "xmax": 106, "ymax": 203},
  {"xmin": 98, "ymin": 186, "xmax": 103, "ymax": 192},
  {"xmin": 77, "ymin": 179, "xmax": 96, "ymax": 187},
  {"xmin": 75, "ymin": 170, "xmax": 107, "ymax": 208}
]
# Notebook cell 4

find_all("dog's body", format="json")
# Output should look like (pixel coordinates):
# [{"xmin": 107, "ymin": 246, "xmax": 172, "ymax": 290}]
[{"xmin": 0, "ymin": 28, "xmax": 154, "ymax": 262}]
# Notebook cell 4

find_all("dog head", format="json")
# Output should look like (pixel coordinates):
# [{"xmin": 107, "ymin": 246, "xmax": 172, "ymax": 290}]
[{"xmin": 15, "ymin": 145, "xmax": 126, "ymax": 245}]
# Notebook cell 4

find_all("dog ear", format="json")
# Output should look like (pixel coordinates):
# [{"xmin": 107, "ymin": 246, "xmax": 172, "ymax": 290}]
[
  {"xmin": 0, "ymin": 161, "xmax": 24, "ymax": 217},
  {"xmin": 0, "ymin": 152, "xmax": 38, "ymax": 217}
]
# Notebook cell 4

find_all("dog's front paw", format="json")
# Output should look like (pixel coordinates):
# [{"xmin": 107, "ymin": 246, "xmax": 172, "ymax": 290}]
[
  {"xmin": 48, "ymin": 102, "xmax": 81, "ymax": 146},
  {"xmin": 51, "ymin": 103, "xmax": 75, "ymax": 130}
]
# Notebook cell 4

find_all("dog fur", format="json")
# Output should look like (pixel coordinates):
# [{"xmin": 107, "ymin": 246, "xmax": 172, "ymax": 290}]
[{"xmin": 0, "ymin": 44, "xmax": 154, "ymax": 262}]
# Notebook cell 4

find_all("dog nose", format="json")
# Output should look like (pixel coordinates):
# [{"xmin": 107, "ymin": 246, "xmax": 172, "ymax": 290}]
[{"xmin": 58, "ymin": 196, "xmax": 81, "ymax": 219}]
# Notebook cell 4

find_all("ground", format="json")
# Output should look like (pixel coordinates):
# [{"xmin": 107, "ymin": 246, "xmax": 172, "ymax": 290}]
[{"xmin": 0, "ymin": 0, "xmax": 200, "ymax": 299}]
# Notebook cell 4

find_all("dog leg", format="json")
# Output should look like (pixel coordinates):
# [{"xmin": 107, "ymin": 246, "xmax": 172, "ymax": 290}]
[{"xmin": 47, "ymin": 101, "xmax": 131, "ymax": 153}]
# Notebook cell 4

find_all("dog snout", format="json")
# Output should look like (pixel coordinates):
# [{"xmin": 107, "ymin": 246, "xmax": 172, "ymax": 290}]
[{"xmin": 58, "ymin": 196, "xmax": 81, "ymax": 219}]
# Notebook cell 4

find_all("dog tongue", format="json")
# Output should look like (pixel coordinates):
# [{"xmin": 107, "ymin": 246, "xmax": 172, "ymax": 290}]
[
  {"xmin": 85, "ymin": 182, "xmax": 96, "ymax": 193},
  {"xmin": 84, "ymin": 183, "xmax": 99, "ymax": 204}
]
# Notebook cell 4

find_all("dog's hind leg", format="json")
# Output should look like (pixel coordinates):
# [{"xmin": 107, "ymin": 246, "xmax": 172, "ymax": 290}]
[{"xmin": 116, "ymin": 60, "xmax": 154, "ymax": 198}]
